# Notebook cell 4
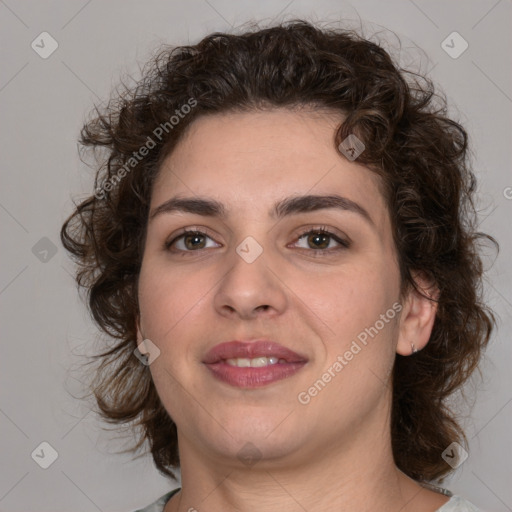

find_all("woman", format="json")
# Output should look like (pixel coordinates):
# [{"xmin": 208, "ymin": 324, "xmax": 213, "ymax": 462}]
[{"xmin": 61, "ymin": 20, "xmax": 495, "ymax": 512}]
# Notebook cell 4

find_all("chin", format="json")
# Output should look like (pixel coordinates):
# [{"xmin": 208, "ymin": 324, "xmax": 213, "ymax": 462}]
[
  {"xmin": 200, "ymin": 411, "xmax": 308, "ymax": 464},
  {"xmin": 211, "ymin": 434, "xmax": 304, "ymax": 469}
]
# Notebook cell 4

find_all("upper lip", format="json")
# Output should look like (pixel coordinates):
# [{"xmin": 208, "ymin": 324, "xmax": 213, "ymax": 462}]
[{"xmin": 203, "ymin": 340, "xmax": 308, "ymax": 364}]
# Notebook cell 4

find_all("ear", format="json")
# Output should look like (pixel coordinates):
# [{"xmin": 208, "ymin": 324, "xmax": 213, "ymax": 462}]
[
  {"xmin": 396, "ymin": 272, "xmax": 440, "ymax": 356},
  {"xmin": 135, "ymin": 315, "xmax": 151, "ymax": 359},
  {"xmin": 135, "ymin": 314, "xmax": 144, "ymax": 345}
]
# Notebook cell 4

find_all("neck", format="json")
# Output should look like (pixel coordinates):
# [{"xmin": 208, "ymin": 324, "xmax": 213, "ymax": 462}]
[{"xmin": 164, "ymin": 395, "xmax": 448, "ymax": 512}]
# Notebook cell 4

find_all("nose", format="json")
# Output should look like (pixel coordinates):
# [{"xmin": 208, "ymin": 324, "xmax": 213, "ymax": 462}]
[{"xmin": 213, "ymin": 243, "xmax": 288, "ymax": 321}]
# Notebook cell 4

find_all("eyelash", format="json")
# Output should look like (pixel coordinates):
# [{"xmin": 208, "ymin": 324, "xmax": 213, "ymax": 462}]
[{"xmin": 164, "ymin": 225, "xmax": 350, "ymax": 257}]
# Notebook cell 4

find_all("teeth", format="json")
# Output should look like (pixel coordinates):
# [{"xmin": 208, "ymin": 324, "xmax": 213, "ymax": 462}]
[{"xmin": 225, "ymin": 356, "xmax": 281, "ymax": 367}]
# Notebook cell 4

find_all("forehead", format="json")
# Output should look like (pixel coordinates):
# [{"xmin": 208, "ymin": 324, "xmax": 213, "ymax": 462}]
[{"xmin": 151, "ymin": 109, "xmax": 388, "ymax": 225}]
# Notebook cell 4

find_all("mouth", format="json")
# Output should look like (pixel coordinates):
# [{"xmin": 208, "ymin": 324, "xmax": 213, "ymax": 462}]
[{"xmin": 202, "ymin": 340, "xmax": 308, "ymax": 388}]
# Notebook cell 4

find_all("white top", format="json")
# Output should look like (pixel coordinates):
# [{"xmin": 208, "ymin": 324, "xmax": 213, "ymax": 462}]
[
  {"xmin": 437, "ymin": 495, "xmax": 482, "ymax": 511},
  {"xmin": 133, "ymin": 490, "xmax": 483, "ymax": 511}
]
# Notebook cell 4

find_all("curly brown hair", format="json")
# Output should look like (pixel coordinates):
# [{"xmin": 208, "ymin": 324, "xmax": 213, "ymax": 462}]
[{"xmin": 60, "ymin": 19, "xmax": 496, "ymax": 483}]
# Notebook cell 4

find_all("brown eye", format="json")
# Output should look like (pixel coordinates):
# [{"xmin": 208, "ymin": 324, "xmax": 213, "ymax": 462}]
[
  {"xmin": 293, "ymin": 228, "xmax": 350, "ymax": 254},
  {"xmin": 182, "ymin": 232, "xmax": 207, "ymax": 250},
  {"xmin": 306, "ymin": 232, "xmax": 331, "ymax": 249},
  {"xmin": 166, "ymin": 230, "xmax": 220, "ymax": 252}
]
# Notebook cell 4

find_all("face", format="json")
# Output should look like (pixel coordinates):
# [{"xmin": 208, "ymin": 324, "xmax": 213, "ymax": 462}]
[{"xmin": 137, "ymin": 108, "xmax": 403, "ymax": 467}]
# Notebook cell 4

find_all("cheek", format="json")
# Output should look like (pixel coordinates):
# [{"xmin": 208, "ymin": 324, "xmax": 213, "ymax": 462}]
[
  {"xmin": 137, "ymin": 260, "xmax": 201, "ymax": 343},
  {"xmin": 305, "ymin": 265, "xmax": 394, "ymax": 335},
  {"xmin": 137, "ymin": 264, "xmax": 206, "ymax": 403},
  {"xmin": 304, "ymin": 264, "xmax": 400, "ymax": 380}
]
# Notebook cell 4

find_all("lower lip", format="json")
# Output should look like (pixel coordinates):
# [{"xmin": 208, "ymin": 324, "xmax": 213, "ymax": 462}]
[{"xmin": 204, "ymin": 361, "xmax": 307, "ymax": 388}]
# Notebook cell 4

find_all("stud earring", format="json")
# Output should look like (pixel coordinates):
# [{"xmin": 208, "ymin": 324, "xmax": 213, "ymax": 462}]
[{"xmin": 411, "ymin": 342, "xmax": 418, "ymax": 354}]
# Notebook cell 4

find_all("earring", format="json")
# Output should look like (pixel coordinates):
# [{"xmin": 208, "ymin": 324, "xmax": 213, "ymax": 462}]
[{"xmin": 411, "ymin": 342, "xmax": 418, "ymax": 354}]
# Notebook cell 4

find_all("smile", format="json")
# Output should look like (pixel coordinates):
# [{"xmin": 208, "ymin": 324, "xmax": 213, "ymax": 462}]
[
  {"xmin": 225, "ymin": 356, "xmax": 285, "ymax": 367},
  {"xmin": 203, "ymin": 340, "xmax": 308, "ymax": 388}
]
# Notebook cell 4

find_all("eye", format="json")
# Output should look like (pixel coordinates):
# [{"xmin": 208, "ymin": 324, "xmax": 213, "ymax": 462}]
[
  {"xmin": 165, "ymin": 229, "xmax": 220, "ymax": 253},
  {"xmin": 164, "ymin": 226, "xmax": 350, "ymax": 256},
  {"xmin": 291, "ymin": 227, "xmax": 350, "ymax": 254}
]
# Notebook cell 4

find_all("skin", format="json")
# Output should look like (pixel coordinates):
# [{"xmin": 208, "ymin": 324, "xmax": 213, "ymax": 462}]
[{"xmin": 136, "ymin": 108, "xmax": 448, "ymax": 512}]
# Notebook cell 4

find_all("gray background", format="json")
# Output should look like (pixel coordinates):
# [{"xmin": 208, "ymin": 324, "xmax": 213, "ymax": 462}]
[{"xmin": 1, "ymin": 1, "xmax": 511, "ymax": 511}]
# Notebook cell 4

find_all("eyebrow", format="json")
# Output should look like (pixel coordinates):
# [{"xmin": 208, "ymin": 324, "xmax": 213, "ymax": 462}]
[{"xmin": 149, "ymin": 194, "xmax": 374, "ymax": 226}]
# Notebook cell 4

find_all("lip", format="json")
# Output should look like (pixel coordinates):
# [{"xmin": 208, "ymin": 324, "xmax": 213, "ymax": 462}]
[
  {"xmin": 203, "ymin": 340, "xmax": 308, "ymax": 388},
  {"xmin": 203, "ymin": 340, "xmax": 307, "ymax": 364}
]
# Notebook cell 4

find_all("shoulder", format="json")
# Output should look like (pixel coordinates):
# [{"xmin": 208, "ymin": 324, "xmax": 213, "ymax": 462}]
[
  {"xmin": 132, "ymin": 489, "xmax": 179, "ymax": 512},
  {"xmin": 436, "ymin": 495, "xmax": 483, "ymax": 512},
  {"xmin": 131, "ymin": 488, "xmax": 482, "ymax": 512},
  {"xmin": 419, "ymin": 482, "xmax": 482, "ymax": 512}
]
